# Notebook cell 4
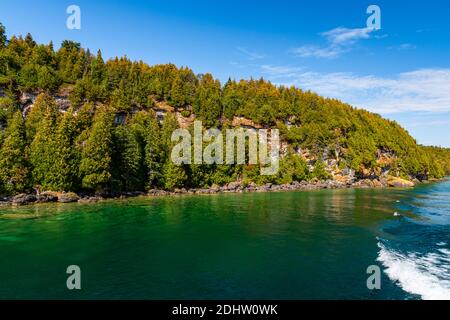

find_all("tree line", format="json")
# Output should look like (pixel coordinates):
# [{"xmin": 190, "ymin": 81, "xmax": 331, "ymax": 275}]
[{"xmin": 0, "ymin": 23, "xmax": 449, "ymax": 195}]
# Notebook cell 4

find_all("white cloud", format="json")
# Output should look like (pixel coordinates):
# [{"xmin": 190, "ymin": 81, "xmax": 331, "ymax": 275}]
[
  {"xmin": 292, "ymin": 26, "xmax": 377, "ymax": 59},
  {"xmin": 261, "ymin": 66, "xmax": 450, "ymax": 114},
  {"xmin": 321, "ymin": 27, "xmax": 374, "ymax": 45},
  {"xmin": 291, "ymin": 45, "xmax": 344, "ymax": 59},
  {"xmin": 260, "ymin": 65, "xmax": 304, "ymax": 78},
  {"xmin": 236, "ymin": 47, "xmax": 265, "ymax": 60}
]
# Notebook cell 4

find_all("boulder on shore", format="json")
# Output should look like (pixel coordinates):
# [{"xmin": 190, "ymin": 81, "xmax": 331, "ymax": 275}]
[
  {"xmin": 58, "ymin": 192, "xmax": 80, "ymax": 203},
  {"xmin": 387, "ymin": 176, "xmax": 415, "ymax": 188},
  {"xmin": 12, "ymin": 193, "xmax": 37, "ymax": 206},
  {"xmin": 36, "ymin": 192, "xmax": 58, "ymax": 203}
]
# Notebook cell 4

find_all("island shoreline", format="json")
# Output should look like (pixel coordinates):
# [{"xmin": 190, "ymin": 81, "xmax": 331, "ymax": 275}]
[{"xmin": 1, "ymin": 176, "xmax": 446, "ymax": 209}]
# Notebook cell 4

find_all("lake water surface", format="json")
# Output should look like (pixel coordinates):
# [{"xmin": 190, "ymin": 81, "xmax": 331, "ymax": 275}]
[{"xmin": 1, "ymin": 180, "xmax": 449, "ymax": 299}]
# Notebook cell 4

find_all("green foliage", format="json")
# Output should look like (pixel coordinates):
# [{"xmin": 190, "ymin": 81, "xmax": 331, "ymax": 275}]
[
  {"xmin": 160, "ymin": 113, "xmax": 188, "ymax": 189},
  {"xmin": 79, "ymin": 107, "xmax": 113, "ymax": 193},
  {"xmin": 25, "ymin": 93, "xmax": 58, "ymax": 142},
  {"xmin": 193, "ymin": 73, "xmax": 222, "ymax": 127},
  {"xmin": 144, "ymin": 112, "xmax": 164, "ymax": 188},
  {"xmin": 0, "ymin": 111, "xmax": 29, "ymax": 194},
  {"xmin": 0, "ymin": 23, "xmax": 6, "ymax": 48},
  {"xmin": 169, "ymin": 67, "xmax": 197, "ymax": 107},
  {"xmin": 311, "ymin": 160, "xmax": 332, "ymax": 180},
  {"xmin": 0, "ymin": 25, "xmax": 449, "ymax": 196},
  {"xmin": 29, "ymin": 99, "xmax": 60, "ymax": 189},
  {"xmin": 111, "ymin": 124, "xmax": 143, "ymax": 192},
  {"xmin": 163, "ymin": 161, "xmax": 188, "ymax": 190},
  {"xmin": 52, "ymin": 110, "xmax": 79, "ymax": 191}
]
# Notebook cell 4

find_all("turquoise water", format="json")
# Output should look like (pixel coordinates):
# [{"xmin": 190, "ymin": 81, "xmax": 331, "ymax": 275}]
[{"xmin": 0, "ymin": 180, "xmax": 449, "ymax": 300}]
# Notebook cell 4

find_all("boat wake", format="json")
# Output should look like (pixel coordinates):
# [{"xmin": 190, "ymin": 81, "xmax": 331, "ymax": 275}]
[{"xmin": 377, "ymin": 241, "xmax": 450, "ymax": 300}]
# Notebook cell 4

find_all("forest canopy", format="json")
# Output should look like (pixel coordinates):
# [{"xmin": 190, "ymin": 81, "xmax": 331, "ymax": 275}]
[{"xmin": 0, "ymin": 23, "xmax": 449, "ymax": 196}]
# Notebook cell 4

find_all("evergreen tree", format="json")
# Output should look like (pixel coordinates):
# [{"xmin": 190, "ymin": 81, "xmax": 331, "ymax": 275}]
[
  {"xmin": 144, "ymin": 112, "xmax": 164, "ymax": 188},
  {"xmin": 79, "ymin": 107, "xmax": 113, "ymax": 193},
  {"xmin": 52, "ymin": 109, "xmax": 79, "ymax": 191},
  {"xmin": 0, "ymin": 26, "xmax": 448, "ymax": 193},
  {"xmin": 160, "ymin": 113, "xmax": 188, "ymax": 189},
  {"xmin": 312, "ymin": 160, "xmax": 331, "ymax": 180},
  {"xmin": 0, "ymin": 111, "xmax": 29, "ymax": 194},
  {"xmin": 169, "ymin": 67, "xmax": 197, "ymax": 107},
  {"xmin": 128, "ymin": 111, "xmax": 153, "ymax": 186},
  {"xmin": 29, "ymin": 101, "xmax": 59, "ymax": 189},
  {"xmin": 0, "ymin": 22, "xmax": 6, "ymax": 48},
  {"xmin": 193, "ymin": 73, "xmax": 222, "ymax": 127},
  {"xmin": 163, "ymin": 161, "xmax": 188, "ymax": 190},
  {"xmin": 111, "ymin": 124, "xmax": 143, "ymax": 192},
  {"xmin": 222, "ymin": 79, "xmax": 242, "ymax": 119},
  {"xmin": 25, "ymin": 93, "xmax": 58, "ymax": 143},
  {"xmin": 170, "ymin": 72, "xmax": 186, "ymax": 107}
]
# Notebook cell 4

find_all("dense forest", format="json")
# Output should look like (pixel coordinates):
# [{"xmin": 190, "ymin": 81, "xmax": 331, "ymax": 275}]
[{"xmin": 0, "ymin": 23, "xmax": 449, "ymax": 196}]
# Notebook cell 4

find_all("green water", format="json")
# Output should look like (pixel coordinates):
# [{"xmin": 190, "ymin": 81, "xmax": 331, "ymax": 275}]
[{"xmin": 1, "ymin": 182, "xmax": 449, "ymax": 299}]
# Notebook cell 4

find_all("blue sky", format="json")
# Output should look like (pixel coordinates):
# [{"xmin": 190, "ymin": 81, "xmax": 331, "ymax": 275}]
[{"xmin": 1, "ymin": 0, "xmax": 449, "ymax": 147}]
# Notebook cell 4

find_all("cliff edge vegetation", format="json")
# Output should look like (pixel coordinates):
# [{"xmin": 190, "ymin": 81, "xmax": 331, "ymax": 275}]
[{"xmin": 1, "ymin": 23, "xmax": 449, "ymax": 198}]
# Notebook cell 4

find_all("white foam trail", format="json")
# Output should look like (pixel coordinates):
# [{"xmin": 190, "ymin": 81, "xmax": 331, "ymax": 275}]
[{"xmin": 377, "ymin": 242, "xmax": 450, "ymax": 300}]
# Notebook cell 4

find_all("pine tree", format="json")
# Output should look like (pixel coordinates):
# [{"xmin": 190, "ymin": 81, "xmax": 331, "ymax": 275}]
[
  {"xmin": 170, "ymin": 72, "xmax": 186, "ymax": 107},
  {"xmin": 79, "ymin": 107, "xmax": 113, "ymax": 193},
  {"xmin": 222, "ymin": 79, "xmax": 241, "ymax": 119},
  {"xmin": 74, "ymin": 102, "xmax": 95, "ymax": 135},
  {"xmin": 160, "ymin": 113, "xmax": 188, "ymax": 190},
  {"xmin": 0, "ymin": 22, "xmax": 6, "ymax": 48},
  {"xmin": 29, "ymin": 102, "xmax": 59, "ymax": 189},
  {"xmin": 52, "ymin": 109, "xmax": 79, "ymax": 191},
  {"xmin": 90, "ymin": 50, "xmax": 105, "ymax": 85},
  {"xmin": 193, "ymin": 73, "xmax": 222, "ymax": 127},
  {"xmin": 111, "ymin": 124, "xmax": 143, "ymax": 192},
  {"xmin": 0, "ymin": 111, "xmax": 29, "ymax": 194},
  {"xmin": 25, "ymin": 93, "xmax": 59, "ymax": 143},
  {"xmin": 128, "ymin": 111, "xmax": 153, "ymax": 185},
  {"xmin": 312, "ymin": 160, "xmax": 331, "ymax": 180},
  {"xmin": 163, "ymin": 161, "xmax": 187, "ymax": 190},
  {"xmin": 144, "ymin": 112, "xmax": 164, "ymax": 188}
]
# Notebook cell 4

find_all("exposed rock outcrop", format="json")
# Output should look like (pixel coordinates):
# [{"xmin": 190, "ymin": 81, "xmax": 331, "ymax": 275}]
[{"xmin": 387, "ymin": 176, "xmax": 415, "ymax": 188}]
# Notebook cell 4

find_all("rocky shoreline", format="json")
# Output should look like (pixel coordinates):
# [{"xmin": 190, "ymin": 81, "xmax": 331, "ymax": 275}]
[{"xmin": 0, "ymin": 176, "xmax": 424, "ymax": 208}]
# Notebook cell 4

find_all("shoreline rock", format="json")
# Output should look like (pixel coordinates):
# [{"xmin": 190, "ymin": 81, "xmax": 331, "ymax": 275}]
[{"xmin": 0, "ymin": 176, "xmax": 439, "ymax": 209}]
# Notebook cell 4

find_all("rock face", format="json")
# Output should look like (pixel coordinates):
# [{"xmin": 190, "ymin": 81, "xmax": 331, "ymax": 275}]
[
  {"xmin": 176, "ymin": 111, "xmax": 196, "ymax": 128},
  {"xmin": 231, "ymin": 116, "xmax": 263, "ymax": 129}
]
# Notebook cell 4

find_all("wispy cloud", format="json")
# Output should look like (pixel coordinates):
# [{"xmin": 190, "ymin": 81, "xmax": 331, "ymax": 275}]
[
  {"xmin": 260, "ymin": 65, "xmax": 303, "ymax": 78},
  {"xmin": 292, "ymin": 26, "xmax": 377, "ymax": 59},
  {"xmin": 261, "ymin": 66, "xmax": 450, "ymax": 114},
  {"xmin": 291, "ymin": 45, "xmax": 344, "ymax": 59},
  {"xmin": 389, "ymin": 43, "xmax": 417, "ymax": 51},
  {"xmin": 321, "ymin": 27, "xmax": 374, "ymax": 45},
  {"xmin": 229, "ymin": 61, "xmax": 247, "ymax": 69},
  {"xmin": 236, "ymin": 47, "xmax": 265, "ymax": 60}
]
